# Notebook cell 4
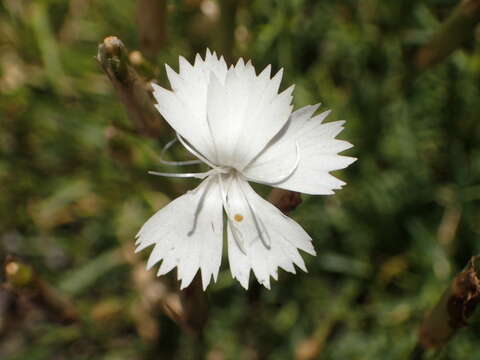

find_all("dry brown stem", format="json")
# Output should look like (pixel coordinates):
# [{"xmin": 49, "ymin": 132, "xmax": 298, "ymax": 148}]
[
  {"xmin": 97, "ymin": 36, "xmax": 165, "ymax": 138},
  {"xmin": 217, "ymin": 0, "xmax": 238, "ymax": 61},
  {"xmin": 418, "ymin": 255, "xmax": 480, "ymax": 349},
  {"xmin": 137, "ymin": 0, "xmax": 167, "ymax": 58},
  {"xmin": 3, "ymin": 257, "xmax": 78, "ymax": 324},
  {"xmin": 179, "ymin": 276, "xmax": 209, "ymax": 336},
  {"xmin": 413, "ymin": 0, "xmax": 480, "ymax": 70}
]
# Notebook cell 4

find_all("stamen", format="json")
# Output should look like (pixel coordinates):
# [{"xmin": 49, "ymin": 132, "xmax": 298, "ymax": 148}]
[
  {"xmin": 239, "ymin": 180, "xmax": 272, "ymax": 248},
  {"xmin": 218, "ymin": 174, "xmax": 247, "ymax": 254},
  {"xmin": 244, "ymin": 142, "xmax": 301, "ymax": 186},
  {"xmin": 148, "ymin": 165, "xmax": 230, "ymax": 180},
  {"xmin": 148, "ymin": 170, "xmax": 211, "ymax": 179},
  {"xmin": 149, "ymin": 138, "xmax": 230, "ymax": 180},
  {"xmin": 159, "ymin": 138, "xmax": 202, "ymax": 166},
  {"xmin": 176, "ymin": 133, "xmax": 217, "ymax": 168}
]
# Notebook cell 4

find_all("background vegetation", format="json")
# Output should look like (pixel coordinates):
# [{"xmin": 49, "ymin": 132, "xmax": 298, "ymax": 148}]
[{"xmin": 1, "ymin": 0, "xmax": 480, "ymax": 359}]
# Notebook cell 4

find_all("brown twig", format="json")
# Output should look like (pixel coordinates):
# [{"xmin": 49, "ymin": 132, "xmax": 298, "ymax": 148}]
[
  {"xmin": 164, "ymin": 277, "xmax": 208, "ymax": 358},
  {"xmin": 416, "ymin": 256, "xmax": 480, "ymax": 352},
  {"xmin": 413, "ymin": 0, "xmax": 480, "ymax": 70},
  {"xmin": 136, "ymin": 0, "xmax": 167, "ymax": 58},
  {"xmin": 217, "ymin": 0, "xmax": 238, "ymax": 61},
  {"xmin": 179, "ymin": 276, "xmax": 209, "ymax": 336},
  {"xmin": 96, "ymin": 36, "xmax": 165, "ymax": 138},
  {"xmin": 3, "ymin": 257, "xmax": 78, "ymax": 324}
]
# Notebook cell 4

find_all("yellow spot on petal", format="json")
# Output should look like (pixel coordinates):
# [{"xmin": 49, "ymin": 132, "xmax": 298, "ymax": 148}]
[{"xmin": 234, "ymin": 214, "xmax": 244, "ymax": 222}]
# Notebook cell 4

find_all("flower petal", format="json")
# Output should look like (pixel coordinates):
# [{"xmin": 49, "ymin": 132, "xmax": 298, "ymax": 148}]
[
  {"xmin": 135, "ymin": 177, "xmax": 223, "ymax": 290},
  {"xmin": 205, "ymin": 63, "xmax": 293, "ymax": 168},
  {"xmin": 243, "ymin": 105, "xmax": 356, "ymax": 195},
  {"xmin": 226, "ymin": 177, "xmax": 315, "ymax": 289},
  {"xmin": 152, "ymin": 50, "xmax": 228, "ymax": 164}
]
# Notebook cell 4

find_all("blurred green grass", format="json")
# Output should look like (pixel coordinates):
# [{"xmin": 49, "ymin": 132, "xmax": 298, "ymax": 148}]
[{"xmin": 1, "ymin": 0, "xmax": 480, "ymax": 359}]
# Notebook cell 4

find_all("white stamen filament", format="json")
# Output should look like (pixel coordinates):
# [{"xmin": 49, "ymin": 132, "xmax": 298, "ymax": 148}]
[
  {"xmin": 159, "ymin": 138, "xmax": 202, "ymax": 166},
  {"xmin": 148, "ymin": 170, "xmax": 211, "ymax": 179},
  {"xmin": 176, "ymin": 133, "xmax": 217, "ymax": 168},
  {"xmin": 218, "ymin": 174, "xmax": 247, "ymax": 254},
  {"xmin": 148, "ymin": 136, "xmax": 229, "ymax": 180},
  {"xmin": 148, "ymin": 166, "xmax": 230, "ymax": 179}
]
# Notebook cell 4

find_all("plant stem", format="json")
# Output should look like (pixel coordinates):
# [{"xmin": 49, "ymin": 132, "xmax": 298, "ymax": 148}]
[
  {"xmin": 96, "ymin": 36, "xmax": 166, "ymax": 138},
  {"xmin": 136, "ymin": 0, "xmax": 167, "ymax": 58},
  {"xmin": 413, "ymin": 0, "xmax": 480, "ymax": 70},
  {"xmin": 3, "ymin": 257, "xmax": 78, "ymax": 324},
  {"xmin": 416, "ymin": 256, "xmax": 480, "ymax": 353}
]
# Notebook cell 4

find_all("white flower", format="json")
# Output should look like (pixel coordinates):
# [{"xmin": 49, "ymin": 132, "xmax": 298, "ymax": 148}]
[{"xmin": 135, "ymin": 50, "xmax": 355, "ymax": 290}]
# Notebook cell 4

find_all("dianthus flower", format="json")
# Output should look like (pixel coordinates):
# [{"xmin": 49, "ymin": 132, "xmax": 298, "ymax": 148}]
[{"xmin": 135, "ymin": 50, "xmax": 355, "ymax": 290}]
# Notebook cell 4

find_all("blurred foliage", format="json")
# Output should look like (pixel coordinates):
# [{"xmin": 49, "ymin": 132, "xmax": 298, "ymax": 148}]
[{"xmin": 1, "ymin": 0, "xmax": 480, "ymax": 359}]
